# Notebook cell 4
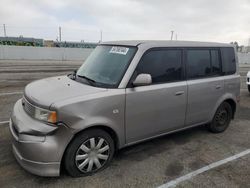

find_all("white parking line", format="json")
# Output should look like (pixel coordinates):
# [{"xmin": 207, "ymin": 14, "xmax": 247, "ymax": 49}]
[
  {"xmin": 158, "ymin": 149, "xmax": 250, "ymax": 188},
  {"xmin": 0, "ymin": 91, "xmax": 23, "ymax": 96},
  {"xmin": 0, "ymin": 120, "xmax": 9, "ymax": 125}
]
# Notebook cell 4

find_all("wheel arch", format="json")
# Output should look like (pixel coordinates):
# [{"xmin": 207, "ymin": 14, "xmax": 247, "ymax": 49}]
[
  {"xmin": 74, "ymin": 125, "xmax": 120, "ymax": 150},
  {"xmin": 60, "ymin": 124, "xmax": 120, "ymax": 175},
  {"xmin": 223, "ymin": 98, "xmax": 236, "ymax": 119},
  {"xmin": 211, "ymin": 95, "xmax": 237, "ymax": 121}
]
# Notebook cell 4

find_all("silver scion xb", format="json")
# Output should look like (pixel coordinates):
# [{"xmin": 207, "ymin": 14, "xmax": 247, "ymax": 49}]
[{"xmin": 10, "ymin": 41, "xmax": 240, "ymax": 177}]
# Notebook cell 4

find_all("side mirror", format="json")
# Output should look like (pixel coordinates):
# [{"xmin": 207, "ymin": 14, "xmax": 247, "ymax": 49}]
[
  {"xmin": 68, "ymin": 69, "xmax": 78, "ymax": 80},
  {"xmin": 133, "ymin": 74, "xmax": 152, "ymax": 87}
]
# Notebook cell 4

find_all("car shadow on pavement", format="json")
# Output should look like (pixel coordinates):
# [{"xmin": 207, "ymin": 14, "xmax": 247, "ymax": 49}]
[{"xmin": 114, "ymin": 125, "xmax": 208, "ymax": 163}]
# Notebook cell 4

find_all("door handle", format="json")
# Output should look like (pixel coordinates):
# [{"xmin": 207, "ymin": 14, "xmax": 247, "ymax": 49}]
[
  {"xmin": 175, "ymin": 91, "xmax": 184, "ymax": 96},
  {"xmin": 215, "ymin": 85, "xmax": 221, "ymax": 89}
]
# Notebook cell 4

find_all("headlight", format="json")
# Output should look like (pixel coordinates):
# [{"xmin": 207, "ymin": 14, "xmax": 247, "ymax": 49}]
[
  {"xmin": 22, "ymin": 97, "xmax": 57, "ymax": 124},
  {"xmin": 34, "ymin": 108, "xmax": 57, "ymax": 123}
]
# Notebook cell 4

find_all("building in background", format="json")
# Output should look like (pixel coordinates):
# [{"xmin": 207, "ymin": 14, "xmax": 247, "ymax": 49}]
[
  {"xmin": 52, "ymin": 41, "xmax": 97, "ymax": 48},
  {"xmin": 43, "ymin": 40, "xmax": 54, "ymax": 47},
  {"xmin": 0, "ymin": 36, "xmax": 98, "ymax": 49},
  {"xmin": 0, "ymin": 36, "xmax": 44, "ymax": 46}
]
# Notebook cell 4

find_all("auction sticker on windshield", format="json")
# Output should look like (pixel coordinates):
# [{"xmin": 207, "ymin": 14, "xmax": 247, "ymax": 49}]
[{"xmin": 109, "ymin": 46, "xmax": 129, "ymax": 55}]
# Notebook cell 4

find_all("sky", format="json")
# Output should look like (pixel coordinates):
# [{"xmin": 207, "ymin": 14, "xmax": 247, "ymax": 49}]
[{"xmin": 0, "ymin": 0, "xmax": 250, "ymax": 45}]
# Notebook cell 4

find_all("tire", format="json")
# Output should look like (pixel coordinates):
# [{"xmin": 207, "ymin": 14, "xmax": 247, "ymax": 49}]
[
  {"xmin": 208, "ymin": 102, "xmax": 232, "ymax": 133},
  {"xmin": 248, "ymin": 85, "xmax": 250, "ymax": 93},
  {"xmin": 64, "ymin": 129, "xmax": 115, "ymax": 177}
]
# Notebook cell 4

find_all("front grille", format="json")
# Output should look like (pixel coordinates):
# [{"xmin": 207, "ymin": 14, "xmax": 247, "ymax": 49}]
[
  {"xmin": 247, "ymin": 77, "xmax": 250, "ymax": 82},
  {"xmin": 22, "ymin": 97, "xmax": 36, "ymax": 117}
]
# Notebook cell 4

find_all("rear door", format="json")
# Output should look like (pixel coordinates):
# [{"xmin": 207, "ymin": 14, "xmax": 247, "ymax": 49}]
[
  {"xmin": 185, "ymin": 48, "xmax": 224, "ymax": 126},
  {"xmin": 125, "ymin": 48, "xmax": 187, "ymax": 143}
]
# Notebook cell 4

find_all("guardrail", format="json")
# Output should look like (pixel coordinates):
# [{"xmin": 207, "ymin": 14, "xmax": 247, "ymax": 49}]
[{"xmin": 0, "ymin": 45, "xmax": 93, "ymax": 61}]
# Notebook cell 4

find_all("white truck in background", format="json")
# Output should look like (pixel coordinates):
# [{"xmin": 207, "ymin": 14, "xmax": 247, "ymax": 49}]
[{"xmin": 247, "ymin": 71, "xmax": 250, "ymax": 92}]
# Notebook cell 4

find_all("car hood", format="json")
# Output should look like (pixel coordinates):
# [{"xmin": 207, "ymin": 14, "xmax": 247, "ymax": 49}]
[{"xmin": 24, "ymin": 76, "xmax": 107, "ymax": 108}]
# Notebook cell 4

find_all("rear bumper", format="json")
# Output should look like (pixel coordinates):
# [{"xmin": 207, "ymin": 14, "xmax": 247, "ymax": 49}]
[{"xmin": 9, "ymin": 99, "xmax": 74, "ymax": 177}]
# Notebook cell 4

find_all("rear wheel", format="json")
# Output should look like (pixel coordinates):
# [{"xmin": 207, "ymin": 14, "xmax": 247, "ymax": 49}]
[
  {"xmin": 64, "ymin": 129, "xmax": 115, "ymax": 177},
  {"xmin": 248, "ymin": 85, "xmax": 250, "ymax": 93},
  {"xmin": 208, "ymin": 102, "xmax": 232, "ymax": 133}
]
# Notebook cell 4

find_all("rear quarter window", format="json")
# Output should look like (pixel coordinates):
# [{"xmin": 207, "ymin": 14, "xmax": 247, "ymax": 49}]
[{"xmin": 221, "ymin": 47, "xmax": 236, "ymax": 75}]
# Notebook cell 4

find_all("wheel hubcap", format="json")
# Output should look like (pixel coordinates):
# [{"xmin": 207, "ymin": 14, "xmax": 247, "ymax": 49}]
[
  {"xmin": 215, "ymin": 109, "xmax": 228, "ymax": 126},
  {"xmin": 75, "ymin": 137, "xmax": 110, "ymax": 173}
]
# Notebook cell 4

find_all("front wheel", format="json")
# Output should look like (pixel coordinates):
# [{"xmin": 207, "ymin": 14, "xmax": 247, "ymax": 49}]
[
  {"xmin": 208, "ymin": 102, "xmax": 232, "ymax": 133},
  {"xmin": 64, "ymin": 129, "xmax": 115, "ymax": 177}
]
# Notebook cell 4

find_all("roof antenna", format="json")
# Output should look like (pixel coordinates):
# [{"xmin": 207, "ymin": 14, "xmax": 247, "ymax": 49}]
[{"xmin": 170, "ymin": 31, "xmax": 174, "ymax": 40}]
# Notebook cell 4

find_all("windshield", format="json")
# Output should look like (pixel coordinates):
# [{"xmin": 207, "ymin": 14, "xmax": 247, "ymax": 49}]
[{"xmin": 76, "ymin": 45, "xmax": 137, "ymax": 88}]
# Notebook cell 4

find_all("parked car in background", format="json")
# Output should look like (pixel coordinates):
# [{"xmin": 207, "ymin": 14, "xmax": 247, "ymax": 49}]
[
  {"xmin": 10, "ymin": 40, "xmax": 240, "ymax": 177},
  {"xmin": 247, "ymin": 71, "xmax": 250, "ymax": 92}
]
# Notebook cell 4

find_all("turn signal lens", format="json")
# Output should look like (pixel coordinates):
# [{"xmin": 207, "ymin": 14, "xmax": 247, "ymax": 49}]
[{"xmin": 48, "ymin": 111, "xmax": 57, "ymax": 124}]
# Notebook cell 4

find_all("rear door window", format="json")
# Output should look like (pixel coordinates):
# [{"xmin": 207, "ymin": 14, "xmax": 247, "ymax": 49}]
[
  {"xmin": 187, "ymin": 50, "xmax": 211, "ymax": 79},
  {"xmin": 186, "ymin": 49, "xmax": 223, "ymax": 79}
]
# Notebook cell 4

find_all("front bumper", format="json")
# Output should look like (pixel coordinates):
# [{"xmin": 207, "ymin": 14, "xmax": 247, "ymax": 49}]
[
  {"xmin": 12, "ymin": 144, "xmax": 60, "ymax": 176},
  {"xmin": 9, "ymin": 99, "xmax": 74, "ymax": 177}
]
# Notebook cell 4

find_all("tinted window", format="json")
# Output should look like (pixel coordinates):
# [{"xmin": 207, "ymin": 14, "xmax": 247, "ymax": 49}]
[
  {"xmin": 221, "ymin": 47, "xmax": 236, "ymax": 75},
  {"xmin": 187, "ymin": 50, "xmax": 211, "ymax": 79},
  {"xmin": 211, "ymin": 50, "xmax": 221, "ymax": 74},
  {"xmin": 135, "ymin": 49, "xmax": 182, "ymax": 84}
]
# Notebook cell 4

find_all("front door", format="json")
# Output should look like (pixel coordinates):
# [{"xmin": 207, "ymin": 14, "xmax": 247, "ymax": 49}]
[{"xmin": 125, "ymin": 48, "xmax": 187, "ymax": 144}]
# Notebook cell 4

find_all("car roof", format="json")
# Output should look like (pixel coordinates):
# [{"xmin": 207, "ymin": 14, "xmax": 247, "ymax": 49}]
[{"xmin": 101, "ymin": 40, "xmax": 233, "ymax": 48}]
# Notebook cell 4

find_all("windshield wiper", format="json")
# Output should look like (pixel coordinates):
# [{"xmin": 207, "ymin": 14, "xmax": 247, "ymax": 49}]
[{"xmin": 77, "ymin": 74, "xmax": 96, "ymax": 86}]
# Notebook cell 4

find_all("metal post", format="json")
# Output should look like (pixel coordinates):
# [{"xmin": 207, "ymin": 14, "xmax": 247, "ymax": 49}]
[
  {"xmin": 170, "ymin": 30, "xmax": 174, "ymax": 40},
  {"xmin": 3, "ymin": 24, "xmax": 6, "ymax": 37},
  {"xmin": 59, "ymin": 26, "xmax": 62, "ymax": 42}
]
